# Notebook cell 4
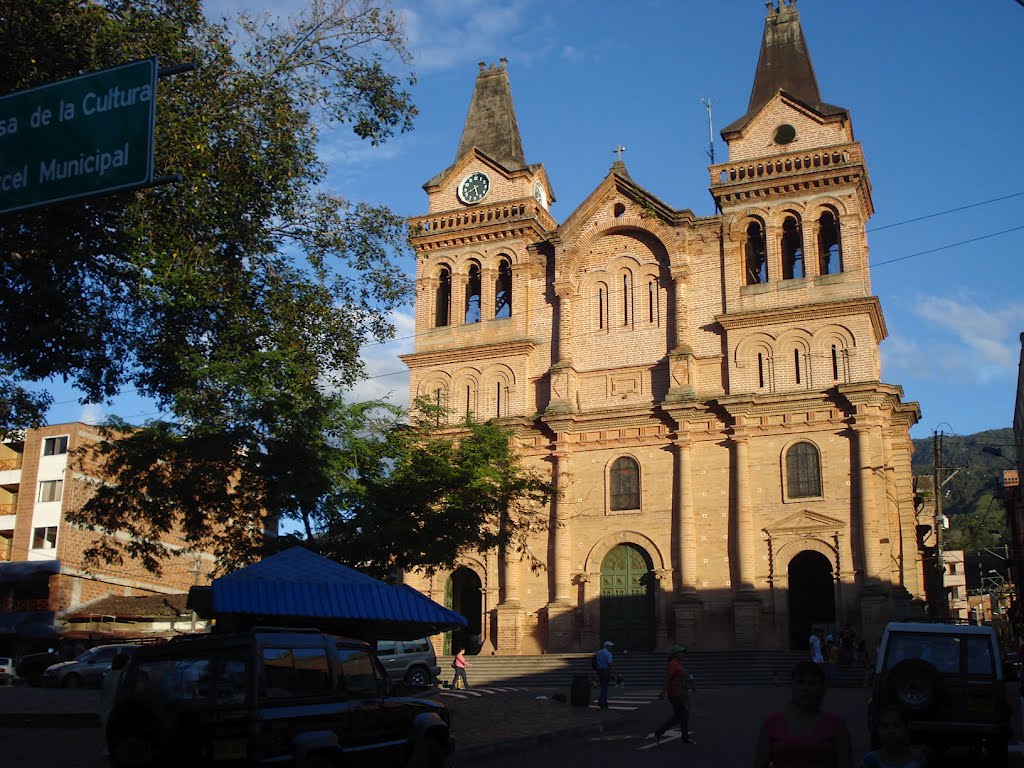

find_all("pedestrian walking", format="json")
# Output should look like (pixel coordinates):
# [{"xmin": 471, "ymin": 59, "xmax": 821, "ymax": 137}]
[
  {"xmin": 594, "ymin": 640, "xmax": 614, "ymax": 709},
  {"xmin": 753, "ymin": 660, "xmax": 853, "ymax": 768},
  {"xmin": 653, "ymin": 644, "xmax": 697, "ymax": 745},
  {"xmin": 451, "ymin": 648, "xmax": 469, "ymax": 689},
  {"xmin": 809, "ymin": 627, "xmax": 825, "ymax": 665}
]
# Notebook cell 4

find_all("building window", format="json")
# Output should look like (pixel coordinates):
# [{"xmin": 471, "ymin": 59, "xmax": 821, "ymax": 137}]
[
  {"xmin": 495, "ymin": 382, "xmax": 503, "ymax": 417},
  {"xmin": 757, "ymin": 353, "xmax": 766, "ymax": 388},
  {"xmin": 781, "ymin": 215, "xmax": 804, "ymax": 279},
  {"xmin": 817, "ymin": 211, "xmax": 842, "ymax": 275},
  {"xmin": 647, "ymin": 279, "xmax": 658, "ymax": 323},
  {"xmin": 609, "ymin": 456, "xmax": 641, "ymax": 511},
  {"xmin": 38, "ymin": 479, "xmax": 63, "ymax": 503},
  {"xmin": 435, "ymin": 268, "xmax": 451, "ymax": 327},
  {"xmin": 494, "ymin": 258, "xmax": 512, "ymax": 319},
  {"xmin": 622, "ymin": 272, "xmax": 632, "ymax": 326},
  {"xmin": 794, "ymin": 348, "xmax": 802, "ymax": 385},
  {"xmin": 597, "ymin": 283, "xmax": 608, "ymax": 330},
  {"xmin": 464, "ymin": 263, "xmax": 481, "ymax": 324},
  {"xmin": 831, "ymin": 345, "xmax": 840, "ymax": 380},
  {"xmin": 43, "ymin": 436, "xmax": 68, "ymax": 456},
  {"xmin": 786, "ymin": 442, "xmax": 822, "ymax": 499},
  {"xmin": 745, "ymin": 221, "xmax": 767, "ymax": 284},
  {"xmin": 32, "ymin": 525, "xmax": 57, "ymax": 549}
]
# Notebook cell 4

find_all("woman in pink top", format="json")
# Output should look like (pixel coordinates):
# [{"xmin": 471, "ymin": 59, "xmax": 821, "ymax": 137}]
[
  {"xmin": 754, "ymin": 660, "xmax": 853, "ymax": 768},
  {"xmin": 451, "ymin": 648, "xmax": 469, "ymax": 690}
]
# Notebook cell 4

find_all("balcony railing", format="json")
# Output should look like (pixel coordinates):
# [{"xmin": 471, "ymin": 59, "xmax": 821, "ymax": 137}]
[
  {"xmin": 710, "ymin": 143, "xmax": 863, "ymax": 187},
  {"xmin": 0, "ymin": 503, "xmax": 15, "ymax": 515},
  {"xmin": 0, "ymin": 458, "xmax": 22, "ymax": 471},
  {"xmin": 409, "ymin": 199, "xmax": 548, "ymax": 238}
]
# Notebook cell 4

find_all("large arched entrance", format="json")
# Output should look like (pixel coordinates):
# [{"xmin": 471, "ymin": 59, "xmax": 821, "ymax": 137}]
[
  {"xmin": 444, "ymin": 567, "xmax": 482, "ymax": 655},
  {"xmin": 599, "ymin": 543, "xmax": 656, "ymax": 651},
  {"xmin": 788, "ymin": 550, "xmax": 836, "ymax": 650}
]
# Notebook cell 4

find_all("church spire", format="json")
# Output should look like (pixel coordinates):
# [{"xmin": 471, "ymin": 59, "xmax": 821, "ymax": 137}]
[
  {"xmin": 455, "ymin": 59, "xmax": 526, "ymax": 171},
  {"xmin": 725, "ymin": 0, "xmax": 846, "ymax": 133}
]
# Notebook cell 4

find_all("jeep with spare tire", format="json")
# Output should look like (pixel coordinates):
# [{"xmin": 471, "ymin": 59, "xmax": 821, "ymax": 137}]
[
  {"xmin": 868, "ymin": 621, "xmax": 1010, "ymax": 767},
  {"xmin": 106, "ymin": 627, "xmax": 453, "ymax": 768}
]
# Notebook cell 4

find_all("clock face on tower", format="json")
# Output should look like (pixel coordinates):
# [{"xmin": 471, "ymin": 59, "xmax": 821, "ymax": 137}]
[
  {"xmin": 458, "ymin": 171, "xmax": 490, "ymax": 204},
  {"xmin": 533, "ymin": 181, "xmax": 547, "ymax": 208}
]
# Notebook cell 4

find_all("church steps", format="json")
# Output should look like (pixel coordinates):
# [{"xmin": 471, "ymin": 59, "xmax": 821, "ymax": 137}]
[{"xmin": 436, "ymin": 651, "xmax": 869, "ymax": 689}]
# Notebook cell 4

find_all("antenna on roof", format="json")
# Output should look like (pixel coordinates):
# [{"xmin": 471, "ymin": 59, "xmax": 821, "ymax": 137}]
[
  {"xmin": 700, "ymin": 97, "xmax": 715, "ymax": 165},
  {"xmin": 700, "ymin": 97, "xmax": 720, "ymax": 213}
]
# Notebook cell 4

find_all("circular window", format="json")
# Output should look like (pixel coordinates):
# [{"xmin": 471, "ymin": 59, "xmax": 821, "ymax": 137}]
[{"xmin": 774, "ymin": 124, "xmax": 797, "ymax": 145}]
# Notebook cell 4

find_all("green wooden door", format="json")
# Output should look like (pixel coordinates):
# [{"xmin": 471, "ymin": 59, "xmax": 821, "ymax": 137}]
[{"xmin": 599, "ymin": 544, "xmax": 656, "ymax": 651}]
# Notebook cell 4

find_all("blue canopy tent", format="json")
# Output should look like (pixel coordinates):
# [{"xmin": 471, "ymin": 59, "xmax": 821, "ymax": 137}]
[{"xmin": 188, "ymin": 547, "xmax": 466, "ymax": 642}]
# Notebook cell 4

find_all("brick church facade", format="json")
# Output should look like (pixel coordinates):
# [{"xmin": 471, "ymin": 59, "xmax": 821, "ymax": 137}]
[{"xmin": 402, "ymin": 1, "xmax": 925, "ymax": 653}]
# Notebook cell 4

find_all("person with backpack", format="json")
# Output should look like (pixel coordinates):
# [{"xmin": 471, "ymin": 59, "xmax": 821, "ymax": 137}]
[
  {"xmin": 594, "ymin": 640, "xmax": 614, "ymax": 709},
  {"xmin": 450, "ymin": 648, "xmax": 469, "ymax": 690},
  {"xmin": 653, "ymin": 644, "xmax": 697, "ymax": 745}
]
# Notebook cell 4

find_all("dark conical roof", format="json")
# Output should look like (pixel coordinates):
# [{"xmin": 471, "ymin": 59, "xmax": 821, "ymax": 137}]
[
  {"xmin": 723, "ymin": 0, "xmax": 846, "ymax": 135},
  {"xmin": 455, "ymin": 59, "xmax": 526, "ymax": 171}
]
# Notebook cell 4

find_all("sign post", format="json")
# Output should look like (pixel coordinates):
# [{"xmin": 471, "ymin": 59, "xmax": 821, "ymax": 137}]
[{"xmin": 0, "ymin": 58, "xmax": 157, "ymax": 214}]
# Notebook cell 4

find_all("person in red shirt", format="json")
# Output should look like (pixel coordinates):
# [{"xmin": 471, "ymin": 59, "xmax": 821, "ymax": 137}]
[{"xmin": 653, "ymin": 644, "xmax": 696, "ymax": 745}]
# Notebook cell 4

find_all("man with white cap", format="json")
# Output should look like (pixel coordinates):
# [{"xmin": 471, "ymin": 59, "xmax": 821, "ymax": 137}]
[{"xmin": 595, "ymin": 640, "xmax": 615, "ymax": 709}]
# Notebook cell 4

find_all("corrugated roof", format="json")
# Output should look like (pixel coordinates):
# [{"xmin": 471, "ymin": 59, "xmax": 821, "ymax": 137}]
[{"xmin": 210, "ymin": 547, "xmax": 466, "ymax": 635}]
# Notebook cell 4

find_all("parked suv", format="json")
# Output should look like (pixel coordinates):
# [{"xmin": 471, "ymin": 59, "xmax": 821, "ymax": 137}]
[
  {"xmin": 376, "ymin": 637, "xmax": 440, "ymax": 688},
  {"xmin": 868, "ymin": 621, "xmax": 1010, "ymax": 766},
  {"xmin": 42, "ymin": 643, "xmax": 139, "ymax": 688},
  {"xmin": 106, "ymin": 627, "xmax": 453, "ymax": 768}
]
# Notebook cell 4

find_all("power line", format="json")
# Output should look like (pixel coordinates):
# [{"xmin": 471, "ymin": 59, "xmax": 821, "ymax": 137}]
[
  {"xmin": 871, "ymin": 224, "xmax": 1024, "ymax": 268},
  {"xmin": 867, "ymin": 191, "xmax": 1024, "ymax": 233}
]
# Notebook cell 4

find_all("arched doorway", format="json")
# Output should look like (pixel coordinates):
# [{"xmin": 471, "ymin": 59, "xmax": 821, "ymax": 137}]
[
  {"xmin": 599, "ymin": 543, "xmax": 656, "ymax": 651},
  {"xmin": 444, "ymin": 567, "xmax": 482, "ymax": 655},
  {"xmin": 788, "ymin": 550, "xmax": 836, "ymax": 650}
]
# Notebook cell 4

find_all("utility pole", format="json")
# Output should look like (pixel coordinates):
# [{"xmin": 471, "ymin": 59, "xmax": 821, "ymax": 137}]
[{"xmin": 933, "ymin": 430, "xmax": 950, "ymax": 619}]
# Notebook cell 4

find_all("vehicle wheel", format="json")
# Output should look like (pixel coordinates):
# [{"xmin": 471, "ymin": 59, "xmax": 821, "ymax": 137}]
[
  {"xmin": 411, "ymin": 737, "xmax": 449, "ymax": 768},
  {"xmin": 107, "ymin": 695, "xmax": 178, "ymax": 768},
  {"xmin": 406, "ymin": 666, "xmax": 431, "ymax": 688},
  {"xmin": 883, "ymin": 659, "xmax": 943, "ymax": 715},
  {"xmin": 62, "ymin": 673, "xmax": 81, "ymax": 689}
]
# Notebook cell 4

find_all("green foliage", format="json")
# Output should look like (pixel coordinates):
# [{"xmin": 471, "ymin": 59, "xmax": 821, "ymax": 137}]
[
  {"xmin": 319, "ymin": 398, "xmax": 557, "ymax": 578},
  {"xmin": 1, "ymin": 0, "xmax": 418, "ymax": 570},
  {"xmin": 912, "ymin": 428, "xmax": 1014, "ymax": 551}
]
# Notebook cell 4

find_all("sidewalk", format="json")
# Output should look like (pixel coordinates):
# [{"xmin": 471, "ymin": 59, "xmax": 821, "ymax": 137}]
[{"xmin": 0, "ymin": 683, "xmax": 625, "ymax": 764}]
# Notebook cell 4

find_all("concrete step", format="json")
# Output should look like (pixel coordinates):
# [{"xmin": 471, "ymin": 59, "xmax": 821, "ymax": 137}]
[{"xmin": 437, "ymin": 651, "xmax": 870, "ymax": 689}]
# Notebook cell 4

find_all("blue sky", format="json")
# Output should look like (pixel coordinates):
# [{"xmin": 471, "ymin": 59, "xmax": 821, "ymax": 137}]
[{"xmin": 44, "ymin": 0, "xmax": 1024, "ymax": 440}]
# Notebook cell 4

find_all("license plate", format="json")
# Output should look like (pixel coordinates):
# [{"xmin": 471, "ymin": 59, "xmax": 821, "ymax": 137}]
[{"xmin": 212, "ymin": 739, "xmax": 247, "ymax": 760}]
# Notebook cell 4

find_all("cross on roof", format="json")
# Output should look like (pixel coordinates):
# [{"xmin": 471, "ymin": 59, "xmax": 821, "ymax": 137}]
[{"xmin": 613, "ymin": 144, "xmax": 626, "ymax": 162}]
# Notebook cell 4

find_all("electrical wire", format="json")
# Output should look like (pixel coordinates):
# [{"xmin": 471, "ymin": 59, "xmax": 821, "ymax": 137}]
[{"xmin": 867, "ymin": 191, "xmax": 1024, "ymax": 233}]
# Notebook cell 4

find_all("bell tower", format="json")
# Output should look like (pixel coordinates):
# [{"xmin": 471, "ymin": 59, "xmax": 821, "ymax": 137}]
[{"xmin": 403, "ymin": 60, "xmax": 555, "ymax": 422}]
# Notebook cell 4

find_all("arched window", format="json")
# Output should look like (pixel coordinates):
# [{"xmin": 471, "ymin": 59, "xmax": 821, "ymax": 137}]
[
  {"xmin": 622, "ymin": 272, "xmax": 632, "ymax": 326},
  {"xmin": 757, "ymin": 352, "xmax": 766, "ymax": 388},
  {"xmin": 831, "ymin": 345, "xmax": 840, "ymax": 381},
  {"xmin": 647, "ymin": 278, "xmax": 658, "ymax": 323},
  {"xmin": 494, "ymin": 258, "xmax": 512, "ymax": 319},
  {"xmin": 597, "ymin": 283, "xmax": 608, "ymax": 330},
  {"xmin": 794, "ymin": 348, "xmax": 802, "ymax": 385},
  {"xmin": 817, "ymin": 211, "xmax": 843, "ymax": 275},
  {"xmin": 435, "ymin": 267, "xmax": 451, "ymax": 327},
  {"xmin": 786, "ymin": 442, "xmax": 822, "ymax": 498},
  {"xmin": 609, "ymin": 456, "xmax": 641, "ymax": 511},
  {"xmin": 745, "ymin": 220, "xmax": 767, "ymax": 284},
  {"xmin": 464, "ymin": 263, "xmax": 481, "ymax": 324},
  {"xmin": 781, "ymin": 215, "xmax": 804, "ymax": 279}
]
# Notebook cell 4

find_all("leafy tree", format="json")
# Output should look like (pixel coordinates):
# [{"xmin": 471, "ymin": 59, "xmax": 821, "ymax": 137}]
[
  {"xmin": 318, "ymin": 399, "xmax": 557, "ymax": 579},
  {"xmin": 0, "ymin": 0, "xmax": 418, "ymax": 571}
]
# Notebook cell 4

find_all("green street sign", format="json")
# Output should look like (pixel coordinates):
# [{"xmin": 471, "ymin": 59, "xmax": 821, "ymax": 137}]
[{"xmin": 0, "ymin": 58, "xmax": 157, "ymax": 214}]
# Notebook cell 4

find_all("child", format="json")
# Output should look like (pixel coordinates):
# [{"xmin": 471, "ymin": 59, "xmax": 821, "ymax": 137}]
[{"xmin": 861, "ymin": 706, "xmax": 926, "ymax": 768}]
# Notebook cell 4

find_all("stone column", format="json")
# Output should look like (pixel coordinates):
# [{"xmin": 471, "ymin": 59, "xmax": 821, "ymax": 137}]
[
  {"xmin": 852, "ymin": 421, "xmax": 884, "ymax": 586},
  {"xmin": 653, "ymin": 568, "xmax": 672, "ymax": 649},
  {"xmin": 550, "ymin": 446, "xmax": 573, "ymax": 604},
  {"xmin": 674, "ymin": 436, "xmax": 698, "ymax": 593},
  {"xmin": 555, "ymin": 282, "xmax": 575, "ymax": 364},
  {"xmin": 732, "ymin": 429, "xmax": 755, "ymax": 592}
]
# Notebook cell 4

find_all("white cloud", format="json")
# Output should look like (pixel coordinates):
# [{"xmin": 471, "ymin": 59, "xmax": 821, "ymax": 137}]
[
  {"xmin": 77, "ymin": 402, "xmax": 105, "ymax": 426},
  {"xmin": 885, "ymin": 296, "xmax": 1023, "ymax": 383},
  {"xmin": 337, "ymin": 308, "xmax": 415, "ymax": 407},
  {"xmin": 400, "ymin": 2, "xmax": 533, "ymax": 73}
]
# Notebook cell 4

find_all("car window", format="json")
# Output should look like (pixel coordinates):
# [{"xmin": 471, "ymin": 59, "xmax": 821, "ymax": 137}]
[
  {"xmin": 89, "ymin": 647, "xmax": 121, "ymax": 664},
  {"xmin": 335, "ymin": 647, "xmax": 381, "ymax": 698},
  {"xmin": 966, "ymin": 636, "xmax": 994, "ymax": 675},
  {"xmin": 885, "ymin": 633, "xmax": 960, "ymax": 673},
  {"xmin": 261, "ymin": 646, "xmax": 331, "ymax": 699},
  {"xmin": 376, "ymin": 640, "xmax": 397, "ymax": 656},
  {"xmin": 218, "ymin": 654, "xmax": 249, "ymax": 706},
  {"xmin": 134, "ymin": 657, "xmax": 209, "ymax": 701},
  {"xmin": 402, "ymin": 638, "xmax": 429, "ymax": 654}
]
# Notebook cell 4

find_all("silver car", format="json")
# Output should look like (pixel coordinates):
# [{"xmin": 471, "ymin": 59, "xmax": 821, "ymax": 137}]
[
  {"xmin": 376, "ymin": 637, "xmax": 440, "ymax": 688},
  {"xmin": 0, "ymin": 656, "xmax": 15, "ymax": 685},
  {"xmin": 42, "ymin": 644, "xmax": 136, "ymax": 688}
]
